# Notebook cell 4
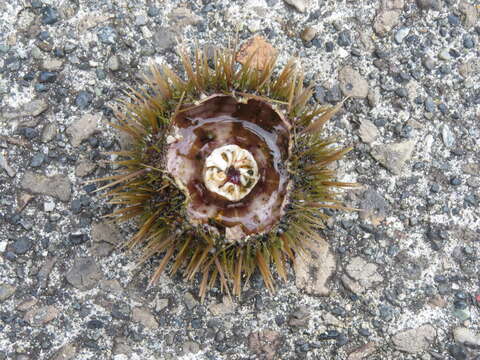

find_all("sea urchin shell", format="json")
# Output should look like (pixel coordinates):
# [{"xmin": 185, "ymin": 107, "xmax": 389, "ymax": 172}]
[
  {"xmin": 96, "ymin": 41, "xmax": 356, "ymax": 299},
  {"xmin": 166, "ymin": 94, "xmax": 291, "ymax": 243}
]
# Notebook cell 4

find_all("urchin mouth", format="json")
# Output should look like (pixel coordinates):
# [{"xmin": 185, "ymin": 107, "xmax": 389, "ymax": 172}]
[{"xmin": 203, "ymin": 144, "xmax": 259, "ymax": 202}]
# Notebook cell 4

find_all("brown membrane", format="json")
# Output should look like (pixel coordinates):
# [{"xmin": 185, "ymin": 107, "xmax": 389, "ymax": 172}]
[{"xmin": 166, "ymin": 95, "xmax": 291, "ymax": 242}]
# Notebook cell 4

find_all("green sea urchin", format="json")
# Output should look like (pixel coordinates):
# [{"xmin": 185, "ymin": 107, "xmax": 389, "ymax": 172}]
[{"xmin": 96, "ymin": 38, "xmax": 355, "ymax": 299}]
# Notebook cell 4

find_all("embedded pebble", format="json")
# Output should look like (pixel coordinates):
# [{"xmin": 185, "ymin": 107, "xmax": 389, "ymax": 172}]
[
  {"xmin": 0, "ymin": 284, "xmax": 16, "ymax": 301},
  {"xmin": 392, "ymin": 325, "xmax": 436, "ymax": 353},
  {"xmin": 338, "ymin": 66, "xmax": 369, "ymax": 98},
  {"xmin": 65, "ymin": 257, "xmax": 103, "ymax": 290},
  {"xmin": 374, "ymin": 10, "xmax": 401, "ymax": 36},
  {"xmin": 370, "ymin": 140, "xmax": 416, "ymax": 175},
  {"xmin": 394, "ymin": 27, "xmax": 410, "ymax": 44},
  {"xmin": 441, "ymin": 124, "xmax": 455, "ymax": 147},
  {"xmin": 66, "ymin": 113, "xmax": 101, "ymax": 146},
  {"xmin": 21, "ymin": 171, "xmax": 72, "ymax": 201},
  {"xmin": 283, "ymin": 0, "xmax": 307, "ymax": 12},
  {"xmin": 295, "ymin": 237, "xmax": 335, "ymax": 296}
]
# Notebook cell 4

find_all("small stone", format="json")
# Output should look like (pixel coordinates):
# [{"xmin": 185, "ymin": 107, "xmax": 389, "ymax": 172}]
[
  {"xmin": 14, "ymin": 99, "xmax": 49, "ymax": 119},
  {"xmin": 42, "ymin": 58, "xmax": 64, "ymax": 71},
  {"xmin": 338, "ymin": 66, "xmax": 369, "ymax": 98},
  {"xmin": 359, "ymin": 119, "xmax": 379, "ymax": 144},
  {"xmin": 74, "ymin": 91, "xmax": 94, "ymax": 109},
  {"xmin": 416, "ymin": 0, "xmax": 438, "ymax": 10},
  {"xmin": 453, "ymin": 327, "xmax": 480, "ymax": 347},
  {"xmin": 42, "ymin": 6, "xmax": 60, "ymax": 25},
  {"xmin": 463, "ymin": 35, "xmax": 474, "ymax": 49},
  {"xmin": 96, "ymin": 69, "xmax": 107, "ymax": 80},
  {"xmin": 395, "ymin": 87, "xmax": 408, "ymax": 98},
  {"xmin": 21, "ymin": 172, "xmax": 71, "ymax": 201},
  {"xmin": 450, "ymin": 177, "xmax": 461, "ymax": 186},
  {"xmin": 283, "ymin": 0, "xmax": 307, "ymax": 12},
  {"xmin": 394, "ymin": 27, "xmax": 410, "ymax": 44},
  {"xmin": 301, "ymin": 26, "xmax": 317, "ymax": 42},
  {"xmin": 97, "ymin": 26, "xmax": 117, "ymax": 44},
  {"xmin": 448, "ymin": 14, "xmax": 460, "ymax": 26},
  {"xmin": 68, "ymin": 232, "xmax": 86, "ymax": 245},
  {"xmin": 441, "ymin": 124, "xmax": 455, "ymax": 147},
  {"xmin": 360, "ymin": 189, "xmax": 389, "ymax": 226},
  {"xmin": 429, "ymin": 294, "xmax": 447, "ymax": 307},
  {"xmin": 438, "ymin": 48, "xmax": 451, "ymax": 61},
  {"xmin": 288, "ymin": 306, "xmax": 310, "ymax": 327},
  {"xmin": 314, "ymin": 86, "xmax": 326, "ymax": 103},
  {"xmin": 462, "ymin": 163, "xmax": 480, "ymax": 175},
  {"xmin": 147, "ymin": 6, "xmax": 159, "ymax": 17},
  {"xmin": 367, "ymin": 88, "xmax": 380, "ymax": 107},
  {"xmin": 294, "ymin": 237, "xmax": 335, "ymax": 296},
  {"xmin": 422, "ymin": 56, "xmax": 435, "ymax": 70},
  {"xmin": 374, "ymin": 10, "xmax": 401, "ymax": 36},
  {"xmin": 44, "ymin": 200, "xmax": 55, "ymax": 212},
  {"xmin": 236, "ymin": 36, "xmax": 277, "ymax": 71},
  {"xmin": 113, "ymin": 337, "xmax": 131, "ymax": 356},
  {"xmin": 453, "ymin": 309, "xmax": 470, "ymax": 321},
  {"xmin": 92, "ymin": 281, "xmax": 119, "ymax": 296},
  {"xmin": 248, "ymin": 330, "xmax": 283, "ymax": 360},
  {"xmin": 342, "ymin": 257, "xmax": 383, "ymax": 294},
  {"xmin": 154, "ymin": 297, "xmax": 169, "ymax": 312},
  {"xmin": 30, "ymin": 153, "xmax": 45, "ymax": 167},
  {"xmin": 183, "ymin": 292, "xmax": 198, "ymax": 310},
  {"xmin": 37, "ymin": 256, "xmax": 56, "ymax": 289},
  {"xmin": 424, "ymin": 97, "xmax": 436, "ymax": 112},
  {"xmin": 35, "ymin": 83, "xmax": 48, "ymax": 93},
  {"xmin": 38, "ymin": 71, "xmax": 57, "ymax": 83},
  {"xmin": 64, "ymin": 42, "xmax": 77, "ymax": 53},
  {"xmin": 16, "ymin": 298, "xmax": 38, "ymax": 312},
  {"xmin": 0, "ymin": 153, "xmax": 16, "ymax": 177},
  {"xmin": 75, "ymin": 159, "xmax": 96, "ymax": 177},
  {"xmin": 67, "ymin": 113, "xmax": 100, "ymax": 147},
  {"xmin": 65, "ymin": 256, "xmax": 103, "ymax": 290},
  {"xmin": 41, "ymin": 123, "xmax": 57, "ymax": 143},
  {"xmin": 91, "ymin": 242, "xmax": 113, "ymax": 257},
  {"xmin": 347, "ymin": 342, "xmax": 377, "ymax": 360},
  {"xmin": 152, "ymin": 27, "xmax": 176, "ymax": 51},
  {"xmin": 392, "ymin": 324, "xmax": 436, "ymax": 353},
  {"xmin": 448, "ymin": 344, "xmax": 468, "ymax": 360},
  {"xmin": 135, "ymin": 15, "xmax": 147, "ymax": 26},
  {"xmin": 0, "ymin": 284, "xmax": 16, "ymax": 301},
  {"xmin": 107, "ymin": 55, "xmax": 121, "ymax": 71},
  {"xmin": 459, "ymin": 1, "xmax": 478, "ymax": 28},
  {"xmin": 337, "ymin": 30, "xmax": 351, "ymax": 47},
  {"xmin": 326, "ymin": 85, "xmax": 342, "ymax": 103},
  {"xmin": 24, "ymin": 305, "xmax": 59, "ymax": 326},
  {"xmin": 168, "ymin": 7, "xmax": 202, "ymax": 26},
  {"xmin": 370, "ymin": 140, "xmax": 416, "ymax": 175},
  {"xmin": 182, "ymin": 341, "xmax": 200, "ymax": 354},
  {"xmin": 132, "ymin": 307, "xmax": 158, "ymax": 329},
  {"xmin": 208, "ymin": 296, "xmax": 236, "ymax": 316},
  {"xmin": 91, "ymin": 221, "xmax": 121, "ymax": 244},
  {"xmin": 12, "ymin": 237, "xmax": 33, "ymax": 255},
  {"xmin": 50, "ymin": 344, "xmax": 77, "ymax": 360}
]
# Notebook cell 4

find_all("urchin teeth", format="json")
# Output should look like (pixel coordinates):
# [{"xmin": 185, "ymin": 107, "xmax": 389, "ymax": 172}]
[{"xmin": 204, "ymin": 144, "xmax": 259, "ymax": 201}]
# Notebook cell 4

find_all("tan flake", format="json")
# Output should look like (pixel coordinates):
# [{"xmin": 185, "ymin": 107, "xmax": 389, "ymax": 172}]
[{"xmin": 236, "ymin": 36, "xmax": 277, "ymax": 71}]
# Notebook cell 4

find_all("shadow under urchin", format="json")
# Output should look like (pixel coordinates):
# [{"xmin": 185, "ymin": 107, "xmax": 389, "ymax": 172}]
[{"xmin": 95, "ymin": 41, "xmax": 356, "ymax": 300}]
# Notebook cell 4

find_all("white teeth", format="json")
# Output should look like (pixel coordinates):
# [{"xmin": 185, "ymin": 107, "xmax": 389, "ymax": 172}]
[{"xmin": 203, "ymin": 144, "xmax": 259, "ymax": 201}]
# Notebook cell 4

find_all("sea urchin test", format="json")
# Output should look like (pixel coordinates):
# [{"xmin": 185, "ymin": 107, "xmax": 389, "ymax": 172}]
[
  {"xmin": 165, "ymin": 94, "xmax": 291, "ymax": 243},
  {"xmin": 95, "ymin": 41, "xmax": 355, "ymax": 299}
]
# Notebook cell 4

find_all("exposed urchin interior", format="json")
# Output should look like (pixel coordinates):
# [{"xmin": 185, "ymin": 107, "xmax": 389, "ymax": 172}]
[{"xmin": 98, "ymin": 43, "xmax": 355, "ymax": 299}]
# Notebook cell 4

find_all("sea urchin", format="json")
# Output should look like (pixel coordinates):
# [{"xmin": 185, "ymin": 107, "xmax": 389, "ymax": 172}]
[{"xmin": 96, "ymin": 39, "xmax": 355, "ymax": 300}]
